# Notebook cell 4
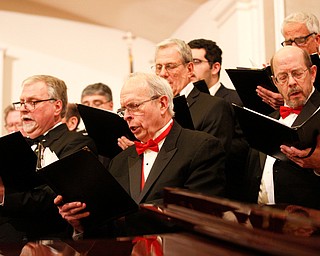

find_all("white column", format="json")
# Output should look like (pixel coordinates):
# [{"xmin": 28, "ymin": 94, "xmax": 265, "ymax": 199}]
[
  {"xmin": 0, "ymin": 48, "xmax": 5, "ymax": 134},
  {"xmin": 273, "ymin": 0, "xmax": 285, "ymax": 51}
]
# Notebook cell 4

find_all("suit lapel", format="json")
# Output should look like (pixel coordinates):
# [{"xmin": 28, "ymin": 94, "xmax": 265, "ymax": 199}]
[
  {"xmin": 186, "ymin": 87, "xmax": 200, "ymax": 108},
  {"xmin": 42, "ymin": 124, "xmax": 67, "ymax": 148},
  {"xmin": 215, "ymin": 83, "xmax": 228, "ymax": 98},
  {"xmin": 137, "ymin": 122, "xmax": 180, "ymax": 203},
  {"xmin": 128, "ymin": 154, "xmax": 143, "ymax": 203},
  {"xmin": 293, "ymin": 90, "xmax": 320, "ymax": 126}
]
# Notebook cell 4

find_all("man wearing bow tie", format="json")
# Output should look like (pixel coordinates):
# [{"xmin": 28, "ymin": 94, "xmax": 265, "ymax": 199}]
[
  {"xmin": 244, "ymin": 46, "xmax": 320, "ymax": 209},
  {"xmin": 55, "ymin": 72, "xmax": 226, "ymax": 238},
  {"xmin": 0, "ymin": 75, "xmax": 97, "ymax": 242}
]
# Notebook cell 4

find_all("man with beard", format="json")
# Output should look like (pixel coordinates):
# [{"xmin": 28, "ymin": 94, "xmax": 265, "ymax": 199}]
[{"xmin": 244, "ymin": 46, "xmax": 320, "ymax": 209}]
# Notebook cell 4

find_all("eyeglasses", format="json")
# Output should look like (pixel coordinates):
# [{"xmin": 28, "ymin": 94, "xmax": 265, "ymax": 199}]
[
  {"xmin": 193, "ymin": 59, "xmax": 210, "ymax": 65},
  {"xmin": 82, "ymin": 100, "xmax": 111, "ymax": 108},
  {"xmin": 117, "ymin": 95, "xmax": 160, "ymax": 117},
  {"xmin": 151, "ymin": 63, "xmax": 183, "ymax": 75},
  {"xmin": 272, "ymin": 68, "xmax": 309, "ymax": 85},
  {"xmin": 281, "ymin": 33, "xmax": 316, "ymax": 46},
  {"xmin": 12, "ymin": 98, "xmax": 56, "ymax": 111}
]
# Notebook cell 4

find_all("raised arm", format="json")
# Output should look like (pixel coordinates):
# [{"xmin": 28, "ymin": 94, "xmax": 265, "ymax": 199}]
[{"xmin": 256, "ymin": 86, "xmax": 284, "ymax": 110}]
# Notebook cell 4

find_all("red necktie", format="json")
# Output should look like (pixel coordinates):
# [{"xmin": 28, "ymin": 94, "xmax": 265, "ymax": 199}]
[
  {"xmin": 132, "ymin": 236, "xmax": 163, "ymax": 256},
  {"xmin": 279, "ymin": 106, "xmax": 302, "ymax": 119},
  {"xmin": 135, "ymin": 122, "xmax": 173, "ymax": 190}
]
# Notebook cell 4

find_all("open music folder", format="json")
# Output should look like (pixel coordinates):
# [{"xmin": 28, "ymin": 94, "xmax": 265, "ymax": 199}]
[
  {"xmin": 37, "ymin": 148, "xmax": 139, "ymax": 229},
  {"xmin": 226, "ymin": 66, "xmax": 278, "ymax": 115},
  {"xmin": 77, "ymin": 104, "xmax": 136, "ymax": 159},
  {"xmin": 193, "ymin": 79, "xmax": 210, "ymax": 94},
  {"xmin": 233, "ymin": 104, "xmax": 320, "ymax": 161},
  {"xmin": 173, "ymin": 95, "xmax": 194, "ymax": 130},
  {"xmin": 0, "ymin": 131, "xmax": 41, "ymax": 191}
]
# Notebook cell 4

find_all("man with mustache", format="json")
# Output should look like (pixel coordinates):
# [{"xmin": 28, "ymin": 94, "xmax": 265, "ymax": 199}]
[
  {"xmin": 257, "ymin": 11, "xmax": 320, "ymax": 109},
  {"xmin": 0, "ymin": 75, "xmax": 97, "ymax": 242},
  {"xmin": 244, "ymin": 46, "xmax": 320, "ymax": 209}
]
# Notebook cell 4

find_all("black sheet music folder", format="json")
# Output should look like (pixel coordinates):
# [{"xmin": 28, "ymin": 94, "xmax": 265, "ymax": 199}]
[
  {"xmin": 193, "ymin": 79, "xmax": 210, "ymax": 94},
  {"xmin": 77, "ymin": 104, "xmax": 135, "ymax": 159},
  {"xmin": 233, "ymin": 104, "xmax": 320, "ymax": 161},
  {"xmin": 226, "ymin": 66, "xmax": 278, "ymax": 115},
  {"xmin": 37, "ymin": 148, "xmax": 138, "ymax": 228},
  {"xmin": 173, "ymin": 95, "xmax": 194, "ymax": 130},
  {"xmin": 0, "ymin": 132, "xmax": 41, "ymax": 190}
]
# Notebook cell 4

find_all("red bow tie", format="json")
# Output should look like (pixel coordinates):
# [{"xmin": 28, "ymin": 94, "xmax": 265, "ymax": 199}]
[
  {"xmin": 279, "ymin": 106, "xmax": 303, "ymax": 119},
  {"xmin": 135, "ymin": 139, "xmax": 159, "ymax": 155},
  {"xmin": 135, "ymin": 122, "xmax": 173, "ymax": 155}
]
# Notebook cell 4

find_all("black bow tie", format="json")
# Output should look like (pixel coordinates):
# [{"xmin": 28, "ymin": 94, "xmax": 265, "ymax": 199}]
[{"xmin": 25, "ymin": 135, "xmax": 45, "ymax": 146}]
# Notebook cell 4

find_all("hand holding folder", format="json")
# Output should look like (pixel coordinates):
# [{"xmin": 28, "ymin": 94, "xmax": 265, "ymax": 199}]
[
  {"xmin": 37, "ymin": 148, "xmax": 138, "ymax": 229},
  {"xmin": 226, "ymin": 66, "xmax": 278, "ymax": 115},
  {"xmin": 77, "ymin": 104, "xmax": 135, "ymax": 159},
  {"xmin": 233, "ymin": 104, "xmax": 320, "ymax": 161}
]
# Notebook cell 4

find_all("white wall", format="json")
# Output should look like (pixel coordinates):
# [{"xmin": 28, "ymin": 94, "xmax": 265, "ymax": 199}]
[
  {"xmin": 173, "ymin": 0, "xmax": 267, "ymax": 89},
  {"xmin": 1, "ymin": 0, "xmax": 319, "ymax": 134},
  {"xmin": 0, "ymin": 11, "xmax": 155, "ymax": 134}
]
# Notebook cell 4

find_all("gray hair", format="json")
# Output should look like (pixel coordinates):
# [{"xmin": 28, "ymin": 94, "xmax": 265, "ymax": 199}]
[
  {"xmin": 22, "ymin": 75, "xmax": 68, "ymax": 118},
  {"xmin": 81, "ymin": 82, "xmax": 113, "ymax": 102},
  {"xmin": 281, "ymin": 12, "xmax": 320, "ymax": 35},
  {"xmin": 125, "ymin": 72, "xmax": 174, "ymax": 116},
  {"xmin": 155, "ymin": 38, "xmax": 193, "ymax": 64}
]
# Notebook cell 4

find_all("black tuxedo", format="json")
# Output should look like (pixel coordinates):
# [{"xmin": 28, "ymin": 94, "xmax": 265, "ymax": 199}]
[
  {"xmin": 244, "ymin": 90, "xmax": 320, "ymax": 209},
  {"xmin": 110, "ymin": 121, "xmax": 226, "ymax": 237},
  {"xmin": 187, "ymin": 86, "xmax": 234, "ymax": 153},
  {"xmin": 82, "ymin": 121, "xmax": 226, "ymax": 238},
  {"xmin": 215, "ymin": 83, "xmax": 243, "ymax": 106},
  {"xmin": 109, "ymin": 121, "xmax": 226, "ymax": 204},
  {"xmin": 0, "ymin": 123, "xmax": 97, "ymax": 242},
  {"xmin": 214, "ymin": 83, "xmax": 250, "ymax": 200}
]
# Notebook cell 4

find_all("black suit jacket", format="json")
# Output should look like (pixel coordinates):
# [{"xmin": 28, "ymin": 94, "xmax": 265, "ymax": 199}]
[
  {"xmin": 0, "ymin": 123, "xmax": 97, "ymax": 241},
  {"xmin": 215, "ymin": 83, "xmax": 243, "ymax": 106},
  {"xmin": 187, "ymin": 86, "xmax": 234, "ymax": 153},
  {"xmin": 244, "ymin": 90, "xmax": 320, "ymax": 209},
  {"xmin": 214, "ymin": 83, "xmax": 250, "ymax": 200},
  {"xmin": 83, "ymin": 121, "xmax": 226, "ymax": 238},
  {"xmin": 109, "ymin": 121, "xmax": 226, "ymax": 204}
]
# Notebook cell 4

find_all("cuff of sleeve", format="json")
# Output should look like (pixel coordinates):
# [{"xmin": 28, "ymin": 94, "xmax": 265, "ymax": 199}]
[
  {"xmin": 0, "ymin": 192, "xmax": 4, "ymax": 206},
  {"xmin": 72, "ymin": 229, "xmax": 84, "ymax": 241},
  {"xmin": 314, "ymin": 169, "xmax": 320, "ymax": 176}
]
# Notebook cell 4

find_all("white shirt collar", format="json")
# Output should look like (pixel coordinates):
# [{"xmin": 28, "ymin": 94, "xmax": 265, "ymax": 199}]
[
  {"xmin": 179, "ymin": 82, "xmax": 195, "ymax": 97},
  {"xmin": 209, "ymin": 81, "xmax": 221, "ymax": 96}
]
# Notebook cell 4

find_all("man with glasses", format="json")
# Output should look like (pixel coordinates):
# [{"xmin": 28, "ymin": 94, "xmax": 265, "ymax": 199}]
[
  {"xmin": 152, "ymin": 38, "xmax": 234, "ymax": 153},
  {"xmin": 244, "ymin": 46, "xmax": 320, "ymax": 209},
  {"xmin": 118, "ymin": 38, "xmax": 234, "ymax": 155},
  {"xmin": 188, "ymin": 39, "xmax": 249, "ymax": 201},
  {"xmin": 81, "ymin": 82, "xmax": 113, "ymax": 111},
  {"xmin": 55, "ymin": 72, "xmax": 226, "ymax": 238},
  {"xmin": 257, "ymin": 12, "xmax": 320, "ymax": 110},
  {"xmin": 0, "ymin": 75, "xmax": 97, "ymax": 242},
  {"xmin": 188, "ymin": 39, "xmax": 242, "ymax": 104},
  {"xmin": 3, "ymin": 105, "xmax": 26, "ymax": 136}
]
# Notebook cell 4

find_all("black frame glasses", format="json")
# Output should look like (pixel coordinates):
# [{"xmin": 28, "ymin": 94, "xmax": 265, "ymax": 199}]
[
  {"xmin": 13, "ymin": 98, "xmax": 56, "ymax": 110},
  {"xmin": 281, "ymin": 33, "xmax": 316, "ymax": 47},
  {"xmin": 117, "ymin": 95, "xmax": 160, "ymax": 117}
]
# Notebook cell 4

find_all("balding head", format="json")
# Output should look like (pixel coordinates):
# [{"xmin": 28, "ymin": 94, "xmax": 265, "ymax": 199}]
[{"xmin": 271, "ymin": 46, "xmax": 317, "ymax": 108}]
